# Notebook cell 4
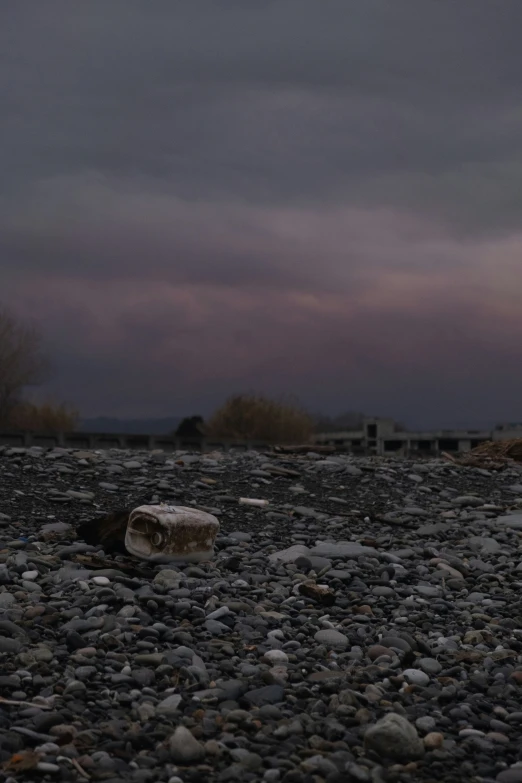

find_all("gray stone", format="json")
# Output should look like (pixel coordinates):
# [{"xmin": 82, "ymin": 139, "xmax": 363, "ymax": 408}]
[
  {"xmin": 415, "ymin": 716, "xmax": 436, "ymax": 734},
  {"xmin": 380, "ymin": 636, "xmax": 413, "ymax": 653},
  {"xmin": 314, "ymin": 629, "xmax": 349, "ymax": 650},
  {"xmin": 0, "ymin": 636, "xmax": 21, "ymax": 653},
  {"xmin": 153, "ymin": 569, "xmax": 181, "ymax": 589},
  {"xmin": 309, "ymin": 542, "xmax": 378, "ymax": 559},
  {"xmin": 451, "ymin": 495, "xmax": 483, "ymax": 507},
  {"xmin": 244, "ymin": 685, "xmax": 285, "ymax": 706},
  {"xmin": 364, "ymin": 713, "xmax": 424, "ymax": 761},
  {"xmin": 418, "ymin": 658, "xmax": 442, "ymax": 675},
  {"xmin": 468, "ymin": 536, "xmax": 502, "ymax": 554},
  {"xmin": 156, "ymin": 694, "xmax": 182, "ymax": 717},
  {"xmin": 168, "ymin": 726, "xmax": 205, "ymax": 763},
  {"xmin": 496, "ymin": 514, "xmax": 522, "ymax": 530},
  {"xmin": 496, "ymin": 770, "xmax": 522, "ymax": 783},
  {"xmin": 402, "ymin": 668, "xmax": 430, "ymax": 686},
  {"xmin": 268, "ymin": 545, "xmax": 310, "ymax": 564}
]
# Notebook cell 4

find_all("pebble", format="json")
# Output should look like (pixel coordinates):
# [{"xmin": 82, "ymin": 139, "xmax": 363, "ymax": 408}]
[
  {"xmin": 496, "ymin": 771, "xmax": 522, "ymax": 783},
  {"xmin": 402, "ymin": 668, "xmax": 430, "ymax": 686},
  {"xmin": 364, "ymin": 713, "xmax": 425, "ymax": 761},
  {"xmin": 424, "ymin": 731, "xmax": 444, "ymax": 749},
  {"xmin": 314, "ymin": 629, "xmax": 349, "ymax": 649},
  {"xmin": 91, "ymin": 576, "xmax": 110, "ymax": 586},
  {"xmin": 168, "ymin": 726, "xmax": 206, "ymax": 763},
  {"xmin": 156, "ymin": 694, "xmax": 182, "ymax": 716}
]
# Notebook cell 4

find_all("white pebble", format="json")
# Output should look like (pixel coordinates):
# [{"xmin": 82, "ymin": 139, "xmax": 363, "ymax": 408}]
[
  {"xmin": 263, "ymin": 650, "xmax": 289, "ymax": 664},
  {"xmin": 91, "ymin": 576, "xmax": 110, "ymax": 586},
  {"xmin": 21, "ymin": 570, "xmax": 38, "ymax": 581},
  {"xmin": 403, "ymin": 668, "xmax": 430, "ymax": 686}
]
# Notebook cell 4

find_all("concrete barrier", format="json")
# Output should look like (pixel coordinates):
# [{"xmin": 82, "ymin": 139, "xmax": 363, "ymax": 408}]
[{"xmin": 0, "ymin": 430, "xmax": 273, "ymax": 452}]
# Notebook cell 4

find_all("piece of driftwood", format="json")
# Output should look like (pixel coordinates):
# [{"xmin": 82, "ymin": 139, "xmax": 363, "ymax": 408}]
[
  {"xmin": 273, "ymin": 444, "xmax": 336, "ymax": 454},
  {"xmin": 73, "ymin": 553, "xmax": 157, "ymax": 579},
  {"xmin": 443, "ymin": 438, "xmax": 522, "ymax": 470}
]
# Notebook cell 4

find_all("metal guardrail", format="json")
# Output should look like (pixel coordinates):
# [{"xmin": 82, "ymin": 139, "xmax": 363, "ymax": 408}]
[{"xmin": 0, "ymin": 430, "xmax": 274, "ymax": 452}]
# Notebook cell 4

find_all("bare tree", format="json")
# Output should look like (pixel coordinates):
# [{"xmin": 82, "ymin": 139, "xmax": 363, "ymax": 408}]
[{"xmin": 0, "ymin": 307, "xmax": 49, "ymax": 426}]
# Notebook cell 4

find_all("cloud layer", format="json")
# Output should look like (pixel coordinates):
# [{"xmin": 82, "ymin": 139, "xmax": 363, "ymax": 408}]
[{"xmin": 1, "ymin": 1, "xmax": 521, "ymax": 427}]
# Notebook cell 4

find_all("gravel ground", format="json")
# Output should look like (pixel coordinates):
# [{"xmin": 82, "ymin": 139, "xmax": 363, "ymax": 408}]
[{"xmin": 1, "ymin": 444, "xmax": 522, "ymax": 783}]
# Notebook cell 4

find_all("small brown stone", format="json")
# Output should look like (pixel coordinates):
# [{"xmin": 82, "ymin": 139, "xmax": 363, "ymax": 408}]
[
  {"xmin": 24, "ymin": 605, "xmax": 46, "ymax": 619},
  {"xmin": 486, "ymin": 732, "xmax": 509, "ymax": 744},
  {"xmin": 510, "ymin": 671, "xmax": 522, "ymax": 685},
  {"xmin": 399, "ymin": 762, "xmax": 419, "ymax": 773},
  {"xmin": 204, "ymin": 740, "xmax": 222, "ymax": 756},
  {"xmin": 298, "ymin": 581, "xmax": 336, "ymax": 606},
  {"xmin": 424, "ymin": 732, "xmax": 444, "ymax": 749},
  {"xmin": 354, "ymin": 604, "xmax": 374, "ymax": 615},
  {"xmin": 368, "ymin": 645, "xmax": 393, "ymax": 661},
  {"xmin": 355, "ymin": 707, "xmax": 372, "ymax": 724}
]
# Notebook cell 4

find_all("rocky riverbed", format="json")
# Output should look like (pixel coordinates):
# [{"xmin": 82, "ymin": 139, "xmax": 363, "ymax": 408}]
[{"xmin": 1, "ymin": 444, "xmax": 522, "ymax": 783}]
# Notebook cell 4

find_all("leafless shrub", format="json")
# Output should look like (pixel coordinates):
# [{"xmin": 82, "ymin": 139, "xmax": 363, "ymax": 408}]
[
  {"xmin": 0, "ymin": 307, "xmax": 49, "ymax": 425},
  {"xmin": 8, "ymin": 401, "xmax": 79, "ymax": 431},
  {"xmin": 206, "ymin": 393, "xmax": 314, "ymax": 444}
]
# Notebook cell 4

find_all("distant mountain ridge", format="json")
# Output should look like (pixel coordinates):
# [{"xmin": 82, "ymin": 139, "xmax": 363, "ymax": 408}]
[{"xmin": 79, "ymin": 417, "xmax": 182, "ymax": 435}]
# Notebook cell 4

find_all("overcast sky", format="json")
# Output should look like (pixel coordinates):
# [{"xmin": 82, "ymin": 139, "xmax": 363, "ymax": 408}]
[{"xmin": 1, "ymin": 0, "xmax": 521, "ymax": 428}]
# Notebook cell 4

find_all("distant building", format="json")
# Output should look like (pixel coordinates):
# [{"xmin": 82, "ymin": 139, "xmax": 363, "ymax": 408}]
[{"xmin": 312, "ymin": 417, "xmax": 522, "ymax": 456}]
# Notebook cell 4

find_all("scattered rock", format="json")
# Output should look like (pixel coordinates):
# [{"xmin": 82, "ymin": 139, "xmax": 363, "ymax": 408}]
[
  {"xmin": 364, "ymin": 713, "xmax": 425, "ymax": 761},
  {"xmin": 168, "ymin": 726, "xmax": 206, "ymax": 763}
]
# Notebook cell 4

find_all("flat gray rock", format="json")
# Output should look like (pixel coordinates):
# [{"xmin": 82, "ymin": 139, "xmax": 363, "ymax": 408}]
[
  {"xmin": 309, "ymin": 542, "xmax": 378, "ymax": 559},
  {"xmin": 314, "ymin": 629, "xmax": 349, "ymax": 649},
  {"xmin": 468, "ymin": 536, "xmax": 503, "ymax": 554},
  {"xmin": 495, "ymin": 514, "xmax": 522, "ymax": 529},
  {"xmin": 268, "ymin": 545, "xmax": 310, "ymax": 563},
  {"xmin": 364, "ymin": 713, "xmax": 424, "ymax": 761}
]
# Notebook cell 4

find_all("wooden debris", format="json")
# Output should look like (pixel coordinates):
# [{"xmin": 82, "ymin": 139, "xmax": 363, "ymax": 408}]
[
  {"xmin": 4, "ymin": 750, "xmax": 42, "ymax": 772},
  {"xmin": 443, "ymin": 438, "xmax": 522, "ymax": 470},
  {"xmin": 298, "ymin": 581, "xmax": 336, "ymax": 606},
  {"xmin": 273, "ymin": 444, "xmax": 336, "ymax": 454},
  {"xmin": 73, "ymin": 553, "xmax": 157, "ymax": 579}
]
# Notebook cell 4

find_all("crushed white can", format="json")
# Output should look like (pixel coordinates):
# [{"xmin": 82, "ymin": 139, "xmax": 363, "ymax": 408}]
[{"xmin": 125, "ymin": 504, "xmax": 220, "ymax": 563}]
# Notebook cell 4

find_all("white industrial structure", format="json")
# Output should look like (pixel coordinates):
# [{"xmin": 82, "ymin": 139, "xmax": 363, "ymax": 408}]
[{"xmin": 313, "ymin": 418, "xmax": 522, "ymax": 457}]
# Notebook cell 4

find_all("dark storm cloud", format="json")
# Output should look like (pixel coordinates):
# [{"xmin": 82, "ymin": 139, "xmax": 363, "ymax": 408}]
[
  {"xmin": 1, "ymin": 0, "xmax": 521, "ymax": 425},
  {"xmin": 2, "ymin": 0, "xmax": 522, "ymax": 224}
]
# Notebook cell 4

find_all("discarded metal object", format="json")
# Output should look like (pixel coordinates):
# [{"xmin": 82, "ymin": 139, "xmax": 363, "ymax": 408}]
[
  {"xmin": 443, "ymin": 438, "xmax": 522, "ymax": 470},
  {"xmin": 125, "ymin": 504, "xmax": 220, "ymax": 563},
  {"xmin": 76, "ymin": 503, "xmax": 220, "ymax": 563}
]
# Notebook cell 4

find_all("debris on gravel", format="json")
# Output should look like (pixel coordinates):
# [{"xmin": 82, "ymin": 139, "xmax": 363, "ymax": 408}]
[{"xmin": 1, "ymin": 443, "xmax": 522, "ymax": 783}]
